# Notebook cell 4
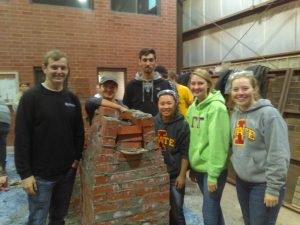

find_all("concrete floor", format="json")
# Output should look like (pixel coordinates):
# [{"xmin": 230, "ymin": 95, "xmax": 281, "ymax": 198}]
[{"xmin": 184, "ymin": 176, "xmax": 300, "ymax": 225}]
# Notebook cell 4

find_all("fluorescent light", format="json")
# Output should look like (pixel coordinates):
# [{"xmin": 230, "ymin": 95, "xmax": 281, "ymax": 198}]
[{"xmin": 78, "ymin": 0, "xmax": 87, "ymax": 3}]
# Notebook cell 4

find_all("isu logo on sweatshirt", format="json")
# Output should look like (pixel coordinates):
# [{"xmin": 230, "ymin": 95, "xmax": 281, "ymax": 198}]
[
  {"xmin": 157, "ymin": 130, "xmax": 175, "ymax": 151},
  {"xmin": 233, "ymin": 119, "xmax": 256, "ymax": 145}
]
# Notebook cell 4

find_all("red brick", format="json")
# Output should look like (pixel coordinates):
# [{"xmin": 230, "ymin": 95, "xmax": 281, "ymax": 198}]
[
  {"xmin": 94, "ymin": 203, "xmax": 119, "ymax": 212},
  {"xmin": 117, "ymin": 141, "xmax": 142, "ymax": 149},
  {"xmin": 94, "ymin": 175, "xmax": 109, "ymax": 184},
  {"xmin": 100, "ymin": 137, "xmax": 116, "ymax": 147},
  {"xmin": 93, "ymin": 185, "xmax": 115, "ymax": 195},
  {"xmin": 95, "ymin": 155, "xmax": 114, "ymax": 163},
  {"xmin": 120, "ymin": 110, "xmax": 135, "ymax": 120},
  {"xmin": 95, "ymin": 164, "xmax": 117, "ymax": 173},
  {"xmin": 117, "ymin": 133, "xmax": 143, "ymax": 142},
  {"xmin": 118, "ymin": 125, "xmax": 142, "ymax": 135}
]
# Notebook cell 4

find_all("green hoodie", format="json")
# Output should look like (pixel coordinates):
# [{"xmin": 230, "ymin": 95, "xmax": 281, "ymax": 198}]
[{"xmin": 186, "ymin": 90, "xmax": 230, "ymax": 183}]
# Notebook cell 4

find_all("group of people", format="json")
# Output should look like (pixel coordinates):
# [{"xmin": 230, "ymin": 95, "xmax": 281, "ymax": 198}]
[{"xmin": 11, "ymin": 48, "xmax": 290, "ymax": 225}]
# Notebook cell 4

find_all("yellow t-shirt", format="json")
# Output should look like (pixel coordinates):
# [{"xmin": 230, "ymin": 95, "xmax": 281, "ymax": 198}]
[{"xmin": 177, "ymin": 84, "xmax": 193, "ymax": 117}]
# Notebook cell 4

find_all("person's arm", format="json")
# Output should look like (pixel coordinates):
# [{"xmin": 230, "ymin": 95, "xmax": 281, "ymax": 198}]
[
  {"xmin": 175, "ymin": 122, "xmax": 190, "ymax": 189},
  {"xmin": 207, "ymin": 103, "xmax": 230, "ymax": 191},
  {"xmin": 176, "ymin": 159, "xmax": 189, "ymax": 189},
  {"xmin": 102, "ymin": 98, "xmax": 127, "ymax": 112},
  {"xmin": 264, "ymin": 111, "xmax": 290, "ymax": 207},
  {"xmin": 14, "ymin": 92, "xmax": 37, "ymax": 195},
  {"xmin": 122, "ymin": 83, "xmax": 132, "ymax": 109},
  {"xmin": 73, "ymin": 94, "xmax": 85, "ymax": 163}
]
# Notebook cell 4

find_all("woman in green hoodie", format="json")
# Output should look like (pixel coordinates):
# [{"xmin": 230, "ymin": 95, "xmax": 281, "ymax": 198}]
[{"xmin": 186, "ymin": 68, "xmax": 230, "ymax": 225}]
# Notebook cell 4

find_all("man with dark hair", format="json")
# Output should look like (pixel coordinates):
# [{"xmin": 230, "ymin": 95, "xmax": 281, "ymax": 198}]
[
  {"xmin": 155, "ymin": 65, "xmax": 168, "ymax": 79},
  {"xmin": 123, "ymin": 48, "xmax": 173, "ymax": 116},
  {"xmin": 14, "ymin": 49, "xmax": 84, "ymax": 225}
]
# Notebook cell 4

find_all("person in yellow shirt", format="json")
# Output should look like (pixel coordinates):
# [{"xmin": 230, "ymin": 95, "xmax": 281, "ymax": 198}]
[{"xmin": 168, "ymin": 71, "xmax": 193, "ymax": 117}]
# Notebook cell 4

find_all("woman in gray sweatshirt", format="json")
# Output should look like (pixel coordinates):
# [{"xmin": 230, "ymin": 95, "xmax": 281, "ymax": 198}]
[
  {"xmin": 230, "ymin": 71, "xmax": 290, "ymax": 225},
  {"xmin": 0, "ymin": 96, "xmax": 10, "ymax": 174}
]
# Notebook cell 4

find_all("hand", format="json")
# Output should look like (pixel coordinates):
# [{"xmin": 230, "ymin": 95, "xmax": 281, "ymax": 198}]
[
  {"xmin": 22, "ymin": 176, "xmax": 37, "ymax": 195},
  {"xmin": 264, "ymin": 193, "xmax": 279, "ymax": 207},
  {"xmin": 189, "ymin": 170, "xmax": 197, "ymax": 183},
  {"xmin": 119, "ymin": 106, "xmax": 128, "ymax": 112},
  {"xmin": 72, "ymin": 160, "xmax": 79, "ymax": 169},
  {"xmin": 175, "ymin": 174, "xmax": 186, "ymax": 189},
  {"xmin": 207, "ymin": 181, "xmax": 217, "ymax": 192}
]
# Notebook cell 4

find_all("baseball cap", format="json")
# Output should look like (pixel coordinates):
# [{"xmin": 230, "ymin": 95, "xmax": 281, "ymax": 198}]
[{"xmin": 99, "ymin": 75, "xmax": 118, "ymax": 86}]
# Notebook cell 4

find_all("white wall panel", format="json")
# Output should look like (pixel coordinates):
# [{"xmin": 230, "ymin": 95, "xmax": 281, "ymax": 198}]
[
  {"xmin": 190, "ymin": 37, "xmax": 205, "ymax": 66},
  {"xmin": 204, "ymin": 0, "xmax": 221, "ymax": 23},
  {"xmin": 183, "ymin": 0, "xmax": 191, "ymax": 31},
  {"xmin": 191, "ymin": 0, "xmax": 205, "ymax": 28},
  {"xmin": 220, "ymin": 22, "xmax": 243, "ymax": 61},
  {"xmin": 204, "ymin": 28, "xmax": 222, "ymax": 63},
  {"xmin": 221, "ymin": 0, "xmax": 243, "ymax": 18},
  {"xmin": 264, "ymin": 3, "xmax": 297, "ymax": 54},
  {"xmin": 240, "ymin": 15, "xmax": 265, "ymax": 58}
]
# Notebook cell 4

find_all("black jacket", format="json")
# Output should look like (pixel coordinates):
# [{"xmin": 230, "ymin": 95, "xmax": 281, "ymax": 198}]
[
  {"xmin": 14, "ymin": 84, "xmax": 84, "ymax": 179},
  {"xmin": 123, "ymin": 72, "xmax": 173, "ymax": 116},
  {"xmin": 154, "ymin": 113, "xmax": 190, "ymax": 176}
]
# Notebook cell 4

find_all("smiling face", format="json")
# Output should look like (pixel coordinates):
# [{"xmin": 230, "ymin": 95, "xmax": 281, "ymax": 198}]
[
  {"xmin": 100, "ymin": 81, "xmax": 118, "ymax": 101},
  {"xmin": 158, "ymin": 94, "xmax": 176, "ymax": 122},
  {"xmin": 43, "ymin": 57, "xmax": 68, "ymax": 90},
  {"xmin": 189, "ymin": 75, "xmax": 209, "ymax": 101},
  {"xmin": 231, "ymin": 77, "xmax": 256, "ymax": 111}
]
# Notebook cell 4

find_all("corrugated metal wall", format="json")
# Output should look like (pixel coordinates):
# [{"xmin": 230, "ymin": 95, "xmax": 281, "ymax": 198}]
[{"xmin": 183, "ymin": 0, "xmax": 300, "ymax": 67}]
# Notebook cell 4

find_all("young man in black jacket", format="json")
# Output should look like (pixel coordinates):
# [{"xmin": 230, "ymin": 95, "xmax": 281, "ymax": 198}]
[
  {"xmin": 14, "ymin": 49, "xmax": 84, "ymax": 225},
  {"xmin": 123, "ymin": 48, "xmax": 174, "ymax": 116}
]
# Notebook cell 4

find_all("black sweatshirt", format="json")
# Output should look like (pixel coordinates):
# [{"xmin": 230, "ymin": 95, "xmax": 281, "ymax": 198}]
[
  {"xmin": 154, "ymin": 113, "xmax": 190, "ymax": 176},
  {"xmin": 123, "ymin": 72, "xmax": 173, "ymax": 116},
  {"xmin": 14, "ymin": 84, "xmax": 84, "ymax": 180}
]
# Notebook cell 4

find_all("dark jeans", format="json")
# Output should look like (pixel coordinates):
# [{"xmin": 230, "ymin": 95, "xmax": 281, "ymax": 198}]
[
  {"xmin": 194, "ymin": 170, "xmax": 227, "ymax": 225},
  {"xmin": 27, "ymin": 167, "xmax": 77, "ymax": 225},
  {"xmin": 169, "ymin": 175, "xmax": 186, "ymax": 225},
  {"xmin": 0, "ymin": 122, "xmax": 10, "ymax": 170},
  {"xmin": 236, "ymin": 176, "xmax": 285, "ymax": 225}
]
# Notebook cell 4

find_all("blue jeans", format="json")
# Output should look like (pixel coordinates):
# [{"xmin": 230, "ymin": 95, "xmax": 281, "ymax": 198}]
[
  {"xmin": 0, "ymin": 122, "xmax": 10, "ymax": 170},
  {"xmin": 236, "ymin": 176, "xmax": 285, "ymax": 225},
  {"xmin": 27, "ymin": 167, "xmax": 77, "ymax": 225},
  {"xmin": 194, "ymin": 170, "xmax": 227, "ymax": 225},
  {"xmin": 169, "ymin": 175, "xmax": 186, "ymax": 225}
]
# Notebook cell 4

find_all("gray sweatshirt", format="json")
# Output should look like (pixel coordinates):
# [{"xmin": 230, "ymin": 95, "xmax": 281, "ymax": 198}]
[
  {"xmin": 231, "ymin": 99, "xmax": 290, "ymax": 196},
  {"xmin": 0, "ymin": 97, "xmax": 10, "ymax": 124}
]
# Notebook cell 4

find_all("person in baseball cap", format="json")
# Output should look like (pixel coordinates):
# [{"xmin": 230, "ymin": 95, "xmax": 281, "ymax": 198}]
[{"xmin": 86, "ymin": 75, "xmax": 127, "ymax": 125}]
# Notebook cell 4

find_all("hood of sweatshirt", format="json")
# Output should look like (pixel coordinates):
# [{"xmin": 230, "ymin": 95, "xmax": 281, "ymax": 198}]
[
  {"xmin": 134, "ymin": 72, "xmax": 162, "ymax": 103},
  {"xmin": 236, "ymin": 98, "xmax": 273, "ymax": 113},
  {"xmin": 194, "ymin": 90, "xmax": 225, "ymax": 109}
]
